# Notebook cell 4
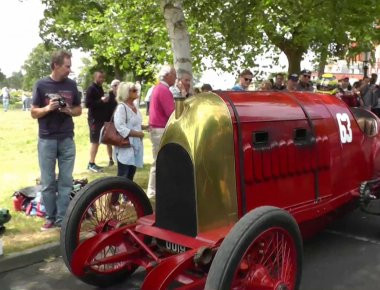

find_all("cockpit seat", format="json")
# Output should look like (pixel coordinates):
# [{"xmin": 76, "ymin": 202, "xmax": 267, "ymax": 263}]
[{"xmin": 351, "ymin": 107, "xmax": 378, "ymax": 137}]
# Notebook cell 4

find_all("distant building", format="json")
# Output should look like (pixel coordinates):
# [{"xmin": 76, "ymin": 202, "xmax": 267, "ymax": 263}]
[{"xmin": 323, "ymin": 45, "xmax": 380, "ymax": 82}]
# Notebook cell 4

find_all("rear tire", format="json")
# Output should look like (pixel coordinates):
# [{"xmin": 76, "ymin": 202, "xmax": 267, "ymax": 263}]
[
  {"xmin": 205, "ymin": 206, "xmax": 303, "ymax": 290},
  {"xmin": 61, "ymin": 177, "xmax": 153, "ymax": 287}
]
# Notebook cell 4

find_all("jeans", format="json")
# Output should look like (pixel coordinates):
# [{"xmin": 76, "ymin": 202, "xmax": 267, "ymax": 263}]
[
  {"xmin": 38, "ymin": 137, "xmax": 75, "ymax": 224},
  {"xmin": 3, "ymin": 98, "xmax": 9, "ymax": 112},
  {"xmin": 110, "ymin": 161, "xmax": 136, "ymax": 205},
  {"xmin": 117, "ymin": 161, "xmax": 136, "ymax": 180}
]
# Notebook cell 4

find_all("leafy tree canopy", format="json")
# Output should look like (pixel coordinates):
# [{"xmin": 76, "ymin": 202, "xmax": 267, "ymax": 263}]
[
  {"xmin": 40, "ymin": 0, "xmax": 172, "ymax": 83},
  {"xmin": 7, "ymin": 71, "xmax": 24, "ymax": 90},
  {"xmin": 0, "ymin": 69, "xmax": 6, "ymax": 87},
  {"xmin": 184, "ymin": 0, "xmax": 380, "ymax": 74},
  {"xmin": 22, "ymin": 43, "xmax": 54, "ymax": 90},
  {"xmin": 39, "ymin": 0, "xmax": 380, "ymax": 78}
]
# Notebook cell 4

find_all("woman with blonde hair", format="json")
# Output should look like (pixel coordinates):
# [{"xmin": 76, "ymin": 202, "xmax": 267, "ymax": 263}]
[
  {"xmin": 260, "ymin": 80, "xmax": 273, "ymax": 91},
  {"xmin": 113, "ymin": 82, "xmax": 147, "ymax": 181}
]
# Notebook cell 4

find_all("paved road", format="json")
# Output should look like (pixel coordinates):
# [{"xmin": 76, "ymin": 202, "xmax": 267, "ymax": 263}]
[{"xmin": 2, "ymin": 209, "xmax": 380, "ymax": 290}]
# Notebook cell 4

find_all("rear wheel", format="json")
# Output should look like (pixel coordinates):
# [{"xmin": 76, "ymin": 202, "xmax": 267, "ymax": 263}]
[
  {"xmin": 61, "ymin": 177, "xmax": 153, "ymax": 287},
  {"xmin": 205, "ymin": 206, "xmax": 303, "ymax": 290}
]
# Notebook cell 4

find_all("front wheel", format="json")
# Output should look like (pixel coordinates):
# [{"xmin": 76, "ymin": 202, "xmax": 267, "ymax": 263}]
[
  {"xmin": 205, "ymin": 206, "xmax": 303, "ymax": 290},
  {"xmin": 61, "ymin": 177, "xmax": 153, "ymax": 287}
]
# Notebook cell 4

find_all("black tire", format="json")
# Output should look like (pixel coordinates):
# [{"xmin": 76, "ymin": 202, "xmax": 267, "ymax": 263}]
[
  {"xmin": 61, "ymin": 176, "xmax": 153, "ymax": 287},
  {"xmin": 205, "ymin": 206, "xmax": 303, "ymax": 290}
]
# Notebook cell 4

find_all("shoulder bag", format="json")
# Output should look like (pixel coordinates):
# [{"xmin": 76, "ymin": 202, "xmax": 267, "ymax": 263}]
[{"xmin": 99, "ymin": 104, "xmax": 130, "ymax": 147}]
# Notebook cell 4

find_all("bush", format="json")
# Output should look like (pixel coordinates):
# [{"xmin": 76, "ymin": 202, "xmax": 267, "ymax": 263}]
[{"xmin": 9, "ymin": 90, "xmax": 22, "ymax": 104}]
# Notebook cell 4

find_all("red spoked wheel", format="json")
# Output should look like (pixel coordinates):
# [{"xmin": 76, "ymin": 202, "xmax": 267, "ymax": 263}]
[
  {"xmin": 205, "ymin": 206, "xmax": 303, "ymax": 290},
  {"xmin": 61, "ymin": 177, "xmax": 153, "ymax": 287},
  {"xmin": 232, "ymin": 227, "xmax": 297, "ymax": 289}
]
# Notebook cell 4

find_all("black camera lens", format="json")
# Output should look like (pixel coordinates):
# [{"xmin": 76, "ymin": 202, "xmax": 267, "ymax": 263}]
[{"xmin": 58, "ymin": 98, "xmax": 66, "ymax": 108}]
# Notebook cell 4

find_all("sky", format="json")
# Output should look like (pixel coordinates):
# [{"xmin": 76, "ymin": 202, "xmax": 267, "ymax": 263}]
[{"xmin": 0, "ymin": 0, "xmax": 83, "ymax": 78}]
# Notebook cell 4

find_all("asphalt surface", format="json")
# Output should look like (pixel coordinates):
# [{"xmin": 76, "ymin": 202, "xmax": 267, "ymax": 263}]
[{"xmin": 2, "ymin": 208, "xmax": 380, "ymax": 290}]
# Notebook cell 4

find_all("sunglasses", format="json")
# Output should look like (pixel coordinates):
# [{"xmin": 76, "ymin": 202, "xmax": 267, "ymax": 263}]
[
  {"xmin": 244, "ymin": 78, "xmax": 253, "ymax": 82},
  {"xmin": 130, "ymin": 88, "xmax": 138, "ymax": 92},
  {"xmin": 303, "ymin": 75, "xmax": 311, "ymax": 78}
]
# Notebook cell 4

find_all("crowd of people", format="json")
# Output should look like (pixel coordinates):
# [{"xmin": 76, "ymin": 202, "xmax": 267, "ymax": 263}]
[
  {"xmin": 29, "ymin": 49, "xmax": 380, "ymax": 231},
  {"xmin": 233, "ymin": 69, "xmax": 315, "ymax": 92},
  {"xmin": 237, "ymin": 69, "xmax": 380, "ymax": 117},
  {"xmin": 29, "ymin": 50, "xmax": 188, "ymax": 231}
]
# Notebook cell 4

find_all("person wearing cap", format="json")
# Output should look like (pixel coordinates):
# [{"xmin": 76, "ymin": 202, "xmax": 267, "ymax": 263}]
[
  {"xmin": 231, "ymin": 69, "xmax": 253, "ymax": 91},
  {"xmin": 296, "ymin": 69, "xmax": 314, "ymax": 92},
  {"xmin": 104, "ymin": 79, "xmax": 120, "ymax": 166},
  {"xmin": 286, "ymin": 74, "xmax": 299, "ymax": 91}
]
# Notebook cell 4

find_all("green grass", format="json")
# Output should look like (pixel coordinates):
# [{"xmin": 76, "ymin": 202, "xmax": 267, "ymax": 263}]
[{"xmin": 0, "ymin": 106, "xmax": 152, "ymax": 254}]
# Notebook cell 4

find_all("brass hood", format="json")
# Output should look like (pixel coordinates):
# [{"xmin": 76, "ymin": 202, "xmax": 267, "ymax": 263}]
[{"xmin": 159, "ymin": 92, "xmax": 238, "ymax": 233}]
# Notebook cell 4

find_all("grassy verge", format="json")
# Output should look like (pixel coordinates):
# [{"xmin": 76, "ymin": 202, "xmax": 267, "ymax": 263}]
[{"xmin": 0, "ymin": 107, "xmax": 152, "ymax": 254}]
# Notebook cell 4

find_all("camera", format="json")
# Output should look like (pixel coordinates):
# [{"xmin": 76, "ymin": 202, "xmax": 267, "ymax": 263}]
[{"xmin": 45, "ymin": 93, "xmax": 67, "ymax": 108}]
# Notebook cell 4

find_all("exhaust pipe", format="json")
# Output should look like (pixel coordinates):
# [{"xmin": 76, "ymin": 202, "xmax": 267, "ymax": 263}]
[{"xmin": 174, "ymin": 95, "xmax": 186, "ymax": 119}]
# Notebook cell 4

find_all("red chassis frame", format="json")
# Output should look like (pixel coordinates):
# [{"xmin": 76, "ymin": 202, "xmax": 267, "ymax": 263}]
[{"xmin": 71, "ymin": 214, "xmax": 232, "ymax": 289}]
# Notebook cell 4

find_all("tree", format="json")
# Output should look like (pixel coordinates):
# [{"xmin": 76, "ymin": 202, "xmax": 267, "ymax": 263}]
[
  {"xmin": 7, "ymin": 71, "xmax": 24, "ymax": 90},
  {"xmin": 0, "ymin": 69, "xmax": 6, "ymax": 87},
  {"xmin": 40, "ymin": 0, "xmax": 173, "ymax": 83},
  {"xmin": 22, "ymin": 44, "xmax": 53, "ymax": 90},
  {"xmin": 160, "ymin": 0, "xmax": 192, "ymax": 76},
  {"xmin": 77, "ymin": 57, "xmax": 98, "ymax": 89},
  {"xmin": 183, "ymin": 0, "xmax": 380, "ymax": 74},
  {"xmin": 38, "ymin": 0, "xmax": 380, "ymax": 79}
]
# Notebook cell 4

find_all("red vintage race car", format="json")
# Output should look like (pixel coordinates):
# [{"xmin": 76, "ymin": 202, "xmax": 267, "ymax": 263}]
[{"xmin": 61, "ymin": 91, "xmax": 380, "ymax": 290}]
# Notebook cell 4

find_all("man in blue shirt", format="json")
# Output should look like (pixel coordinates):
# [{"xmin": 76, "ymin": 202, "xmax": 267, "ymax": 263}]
[
  {"xmin": 31, "ymin": 50, "xmax": 82, "ymax": 231},
  {"xmin": 231, "ymin": 69, "xmax": 253, "ymax": 91}
]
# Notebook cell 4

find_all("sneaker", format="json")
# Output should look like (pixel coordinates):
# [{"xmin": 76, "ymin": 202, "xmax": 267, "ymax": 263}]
[
  {"xmin": 41, "ymin": 220, "xmax": 56, "ymax": 231},
  {"xmin": 109, "ymin": 159, "xmax": 114, "ymax": 166},
  {"xmin": 88, "ymin": 163, "xmax": 103, "ymax": 173}
]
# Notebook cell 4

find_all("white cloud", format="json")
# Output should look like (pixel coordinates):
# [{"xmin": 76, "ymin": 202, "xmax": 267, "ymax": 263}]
[
  {"xmin": 0, "ymin": 0, "xmax": 85, "ymax": 78},
  {"xmin": 0, "ymin": 0, "xmax": 45, "ymax": 77}
]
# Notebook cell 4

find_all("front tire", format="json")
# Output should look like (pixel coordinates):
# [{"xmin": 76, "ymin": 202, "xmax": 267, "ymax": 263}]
[
  {"xmin": 61, "ymin": 177, "xmax": 153, "ymax": 287},
  {"xmin": 205, "ymin": 206, "xmax": 303, "ymax": 290}
]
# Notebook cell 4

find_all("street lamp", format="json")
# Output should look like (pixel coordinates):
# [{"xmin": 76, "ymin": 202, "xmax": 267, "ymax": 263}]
[{"xmin": 363, "ymin": 51, "xmax": 370, "ymax": 78}]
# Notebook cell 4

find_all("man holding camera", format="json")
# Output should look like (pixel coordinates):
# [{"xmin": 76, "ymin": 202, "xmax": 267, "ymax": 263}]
[{"xmin": 31, "ymin": 50, "xmax": 82, "ymax": 231}]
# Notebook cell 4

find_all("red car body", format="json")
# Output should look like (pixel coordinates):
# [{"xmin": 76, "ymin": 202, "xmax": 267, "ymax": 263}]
[
  {"xmin": 63, "ymin": 91, "xmax": 380, "ymax": 290},
  {"xmin": 219, "ymin": 91, "xmax": 380, "ymax": 232}
]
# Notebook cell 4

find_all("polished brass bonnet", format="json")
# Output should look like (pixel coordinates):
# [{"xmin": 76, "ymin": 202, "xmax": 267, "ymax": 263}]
[{"xmin": 160, "ymin": 92, "xmax": 238, "ymax": 233}]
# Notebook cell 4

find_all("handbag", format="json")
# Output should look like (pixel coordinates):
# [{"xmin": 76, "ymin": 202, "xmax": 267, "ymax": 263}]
[{"xmin": 99, "ymin": 104, "xmax": 130, "ymax": 147}]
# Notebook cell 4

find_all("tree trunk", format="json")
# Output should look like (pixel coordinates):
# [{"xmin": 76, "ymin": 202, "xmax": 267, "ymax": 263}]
[
  {"xmin": 284, "ymin": 49, "xmax": 304, "ymax": 75},
  {"xmin": 317, "ymin": 48, "xmax": 328, "ymax": 77},
  {"xmin": 160, "ymin": 0, "xmax": 192, "ymax": 75},
  {"xmin": 114, "ymin": 66, "xmax": 123, "ymax": 80}
]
